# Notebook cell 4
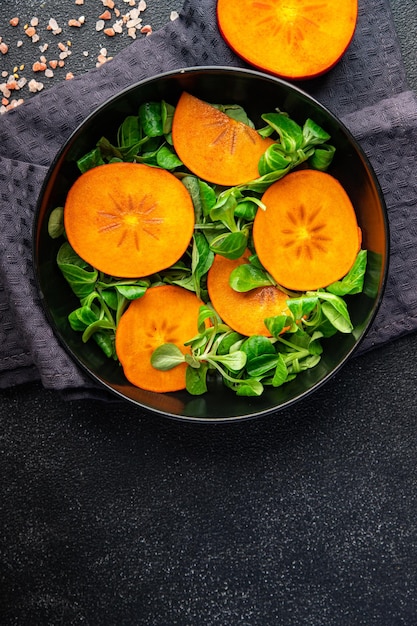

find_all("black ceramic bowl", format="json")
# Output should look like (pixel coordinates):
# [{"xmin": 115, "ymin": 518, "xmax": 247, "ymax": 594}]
[{"xmin": 33, "ymin": 67, "xmax": 388, "ymax": 423}]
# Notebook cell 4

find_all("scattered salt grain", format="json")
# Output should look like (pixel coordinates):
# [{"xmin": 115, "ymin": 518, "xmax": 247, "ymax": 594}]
[
  {"xmin": 28, "ymin": 79, "xmax": 44, "ymax": 93},
  {"xmin": 127, "ymin": 17, "xmax": 142, "ymax": 29},
  {"xmin": 47, "ymin": 18, "xmax": 62, "ymax": 35},
  {"xmin": 25, "ymin": 26, "xmax": 36, "ymax": 38},
  {"xmin": 48, "ymin": 18, "xmax": 59, "ymax": 31},
  {"xmin": 113, "ymin": 21, "xmax": 123, "ymax": 34},
  {"xmin": 1, "ymin": 85, "xmax": 11, "ymax": 98},
  {"xmin": 170, "ymin": 11, "xmax": 179, "ymax": 21},
  {"xmin": 32, "ymin": 61, "xmax": 47, "ymax": 72}
]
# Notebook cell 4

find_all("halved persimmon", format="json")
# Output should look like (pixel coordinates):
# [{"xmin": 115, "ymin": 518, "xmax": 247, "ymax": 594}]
[
  {"xmin": 217, "ymin": 0, "xmax": 358, "ymax": 80},
  {"xmin": 207, "ymin": 249, "xmax": 290, "ymax": 337},
  {"xmin": 115, "ymin": 285, "xmax": 204, "ymax": 393},
  {"xmin": 171, "ymin": 91, "xmax": 275, "ymax": 186},
  {"xmin": 64, "ymin": 162, "xmax": 194, "ymax": 278},
  {"xmin": 253, "ymin": 170, "xmax": 361, "ymax": 291}
]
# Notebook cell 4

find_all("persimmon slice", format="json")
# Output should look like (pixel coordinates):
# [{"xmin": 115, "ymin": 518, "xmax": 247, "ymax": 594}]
[
  {"xmin": 172, "ymin": 92, "xmax": 275, "ymax": 186},
  {"xmin": 64, "ymin": 162, "xmax": 194, "ymax": 278},
  {"xmin": 207, "ymin": 249, "xmax": 290, "ymax": 337},
  {"xmin": 253, "ymin": 170, "xmax": 361, "ymax": 291},
  {"xmin": 217, "ymin": 0, "xmax": 358, "ymax": 80},
  {"xmin": 115, "ymin": 285, "xmax": 203, "ymax": 393}
]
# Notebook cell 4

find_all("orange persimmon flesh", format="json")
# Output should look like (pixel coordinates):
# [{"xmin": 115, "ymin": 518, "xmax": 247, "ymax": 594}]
[
  {"xmin": 207, "ymin": 249, "xmax": 290, "ymax": 337},
  {"xmin": 115, "ymin": 285, "xmax": 204, "ymax": 393},
  {"xmin": 253, "ymin": 170, "xmax": 361, "ymax": 291},
  {"xmin": 64, "ymin": 162, "xmax": 194, "ymax": 278},
  {"xmin": 172, "ymin": 91, "xmax": 275, "ymax": 186},
  {"xmin": 216, "ymin": 0, "xmax": 358, "ymax": 80}
]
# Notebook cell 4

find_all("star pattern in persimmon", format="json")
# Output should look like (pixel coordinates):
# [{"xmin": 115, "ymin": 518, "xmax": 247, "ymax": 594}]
[
  {"xmin": 251, "ymin": 0, "xmax": 326, "ymax": 44},
  {"xmin": 207, "ymin": 118, "xmax": 257, "ymax": 155},
  {"xmin": 97, "ymin": 193, "xmax": 164, "ymax": 251},
  {"xmin": 144, "ymin": 317, "xmax": 182, "ymax": 351},
  {"xmin": 281, "ymin": 203, "xmax": 330, "ymax": 260}
]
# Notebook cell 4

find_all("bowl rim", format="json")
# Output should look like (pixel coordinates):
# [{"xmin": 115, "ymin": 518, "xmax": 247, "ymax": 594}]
[{"xmin": 32, "ymin": 65, "xmax": 390, "ymax": 423}]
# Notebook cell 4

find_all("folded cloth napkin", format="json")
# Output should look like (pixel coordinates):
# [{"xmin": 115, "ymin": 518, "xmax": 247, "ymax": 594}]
[{"xmin": 1, "ymin": 0, "xmax": 417, "ymax": 393}]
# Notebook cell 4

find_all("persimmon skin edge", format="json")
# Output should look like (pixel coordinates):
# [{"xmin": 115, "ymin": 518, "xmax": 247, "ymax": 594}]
[{"xmin": 216, "ymin": 0, "xmax": 358, "ymax": 80}]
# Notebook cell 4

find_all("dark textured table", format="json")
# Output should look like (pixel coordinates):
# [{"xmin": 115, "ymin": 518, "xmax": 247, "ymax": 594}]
[{"xmin": 1, "ymin": 2, "xmax": 417, "ymax": 624}]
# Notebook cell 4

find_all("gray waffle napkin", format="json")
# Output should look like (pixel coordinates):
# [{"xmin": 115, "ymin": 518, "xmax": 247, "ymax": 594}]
[{"xmin": 1, "ymin": 0, "xmax": 417, "ymax": 392}]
